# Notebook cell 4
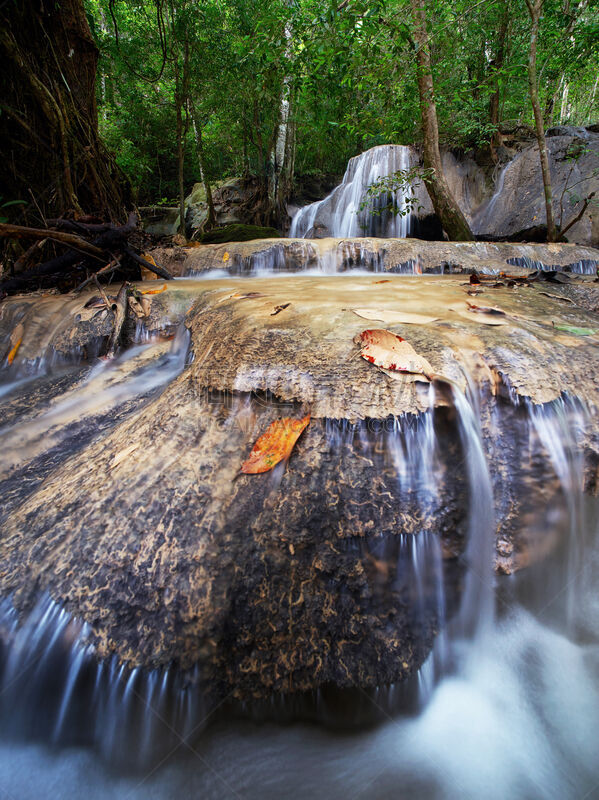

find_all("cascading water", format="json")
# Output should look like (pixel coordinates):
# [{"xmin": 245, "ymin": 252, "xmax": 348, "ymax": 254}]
[
  {"xmin": 290, "ymin": 145, "xmax": 415, "ymax": 239},
  {"xmin": 0, "ymin": 261, "xmax": 598, "ymax": 798}
]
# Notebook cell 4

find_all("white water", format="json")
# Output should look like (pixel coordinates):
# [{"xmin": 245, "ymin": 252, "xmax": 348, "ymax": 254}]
[{"xmin": 290, "ymin": 145, "xmax": 415, "ymax": 239}]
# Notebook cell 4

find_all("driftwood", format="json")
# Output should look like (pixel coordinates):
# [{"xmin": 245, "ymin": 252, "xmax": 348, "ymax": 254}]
[
  {"xmin": 106, "ymin": 282, "xmax": 129, "ymax": 359},
  {"xmin": 0, "ymin": 212, "xmax": 173, "ymax": 296}
]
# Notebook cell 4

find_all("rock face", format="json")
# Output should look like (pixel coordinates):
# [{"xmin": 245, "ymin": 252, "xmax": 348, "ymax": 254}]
[
  {"xmin": 0, "ymin": 249, "xmax": 599, "ymax": 705},
  {"xmin": 140, "ymin": 177, "xmax": 275, "ymax": 239},
  {"xmin": 473, "ymin": 128, "xmax": 599, "ymax": 244}
]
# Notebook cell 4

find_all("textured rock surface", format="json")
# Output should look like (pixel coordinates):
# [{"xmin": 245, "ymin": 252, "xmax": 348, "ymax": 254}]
[
  {"xmin": 151, "ymin": 237, "xmax": 599, "ymax": 278},
  {"xmin": 0, "ymin": 265, "xmax": 598, "ymax": 701}
]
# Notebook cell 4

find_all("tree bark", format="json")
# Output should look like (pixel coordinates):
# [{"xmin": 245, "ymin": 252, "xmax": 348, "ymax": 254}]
[
  {"xmin": 409, "ymin": 0, "xmax": 474, "ymax": 241},
  {"xmin": 489, "ymin": 0, "xmax": 510, "ymax": 163},
  {"xmin": 189, "ymin": 100, "xmax": 216, "ymax": 229},
  {"xmin": 0, "ymin": 0, "xmax": 129, "ymax": 222},
  {"xmin": 525, "ymin": 0, "xmax": 557, "ymax": 242},
  {"xmin": 268, "ymin": 18, "xmax": 294, "ymax": 226},
  {"xmin": 176, "ymin": 97, "xmax": 186, "ymax": 236}
]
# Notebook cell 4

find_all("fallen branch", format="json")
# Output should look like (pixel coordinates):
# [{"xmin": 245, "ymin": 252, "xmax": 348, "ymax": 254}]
[
  {"xmin": 74, "ymin": 257, "xmax": 121, "ymax": 292},
  {"xmin": 46, "ymin": 219, "xmax": 114, "ymax": 235},
  {"xmin": 0, "ymin": 222, "xmax": 105, "ymax": 258},
  {"xmin": 124, "ymin": 247, "xmax": 173, "ymax": 281},
  {"xmin": 0, "ymin": 212, "xmax": 140, "ymax": 295}
]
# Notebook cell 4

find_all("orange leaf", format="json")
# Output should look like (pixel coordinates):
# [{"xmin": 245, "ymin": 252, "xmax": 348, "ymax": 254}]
[
  {"xmin": 7, "ymin": 337, "xmax": 22, "ymax": 366},
  {"xmin": 140, "ymin": 283, "xmax": 167, "ymax": 296},
  {"xmin": 6, "ymin": 322, "xmax": 24, "ymax": 366},
  {"xmin": 241, "ymin": 415, "xmax": 310, "ymax": 474}
]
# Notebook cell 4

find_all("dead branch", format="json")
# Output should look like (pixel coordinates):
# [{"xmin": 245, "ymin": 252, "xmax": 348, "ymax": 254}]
[
  {"xmin": 124, "ymin": 247, "xmax": 173, "ymax": 281},
  {"xmin": 558, "ymin": 192, "xmax": 596, "ymax": 241},
  {"xmin": 0, "ymin": 222, "xmax": 105, "ymax": 258},
  {"xmin": 106, "ymin": 282, "xmax": 128, "ymax": 359}
]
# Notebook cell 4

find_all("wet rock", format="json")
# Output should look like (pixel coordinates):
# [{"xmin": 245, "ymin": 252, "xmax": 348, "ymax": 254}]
[{"xmin": 0, "ymin": 269, "xmax": 598, "ymax": 702}]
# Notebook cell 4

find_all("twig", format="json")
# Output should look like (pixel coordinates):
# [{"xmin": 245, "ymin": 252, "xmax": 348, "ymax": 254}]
[
  {"xmin": 13, "ymin": 238, "xmax": 46, "ymax": 273},
  {"xmin": 74, "ymin": 257, "xmax": 121, "ymax": 292},
  {"xmin": 558, "ymin": 192, "xmax": 596, "ymax": 241},
  {"xmin": 93, "ymin": 275, "xmax": 115, "ymax": 311}
]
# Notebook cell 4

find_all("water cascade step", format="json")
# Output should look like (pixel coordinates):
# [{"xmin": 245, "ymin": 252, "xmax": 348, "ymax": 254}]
[{"xmin": 290, "ymin": 145, "xmax": 415, "ymax": 239}]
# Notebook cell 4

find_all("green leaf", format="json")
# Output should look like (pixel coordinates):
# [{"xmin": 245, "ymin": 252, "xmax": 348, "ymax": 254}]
[{"xmin": 552, "ymin": 323, "xmax": 598, "ymax": 336}]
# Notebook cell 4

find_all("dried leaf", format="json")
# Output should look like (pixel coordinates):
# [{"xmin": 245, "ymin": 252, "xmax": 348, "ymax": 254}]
[
  {"xmin": 351, "ymin": 308, "xmax": 438, "ymax": 325},
  {"xmin": 223, "ymin": 251, "xmax": 230, "ymax": 263},
  {"xmin": 271, "ymin": 303, "xmax": 291, "ymax": 316},
  {"xmin": 141, "ymin": 252, "xmax": 157, "ymax": 267},
  {"xmin": 552, "ymin": 322, "xmax": 597, "ymax": 336},
  {"xmin": 6, "ymin": 323, "xmax": 24, "ymax": 365},
  {"xmin": 139, "ymin": 283, "xmax": 167, "ymax": 296},
  {"xmin": 140, "ymin": 252, "xmax": 159, "ymax": 281},
  {"xmin": 217, "ymin": 291, "xmax": 267, "ymax": 304},
  {"xmin": 356, "ymin": 329, "xmax": 434, "ymax": 378},
  {"xmin": 241, "ymin": 415, "xmax": 311, "ymax": 474},
  {"xmin": 539, "ymin": 291, "xmax": 574, "ymax": 304},
  {"xmin": 470, "ymin": 273, "xmax": 481, "ymax": 285},
  {"xmin": 373, "ymin": 279, "xmax": 391, "ymax": 284},
  {"xmin": 128, "ymin": 295, "xmax": 151, "ymax": 319},
  {"xmin": 466, "ymin": 301, "xmax": 506, "ymax": 316},
  {"xmin": 84, "ymin": 294, "xmax": 115, "ymax": 309},
  {"xmin": 77, "ymin": 306, "xmax": 106, "ymax": 322},
  {"xmin": 456, "ymin": 309, "xmax": 507, "ymax": 326}
]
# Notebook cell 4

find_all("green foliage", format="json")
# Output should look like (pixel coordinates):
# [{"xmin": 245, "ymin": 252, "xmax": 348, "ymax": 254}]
[
  {"xmin": 0, "ymin": 198, "xmax": 27, "ymax": 224},
  {"xmin": 85, "ymin": 0, "xmax": 599, "ymax": 205},
  {"xmin": 360, "ymin": 166, "xmax": 435, "ymax": 217}
]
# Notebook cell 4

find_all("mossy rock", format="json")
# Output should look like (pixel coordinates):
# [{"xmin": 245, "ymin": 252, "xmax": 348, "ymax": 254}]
[{"xmin": 200, "ymin": 223, "xmax": 281, "ymax": 244}]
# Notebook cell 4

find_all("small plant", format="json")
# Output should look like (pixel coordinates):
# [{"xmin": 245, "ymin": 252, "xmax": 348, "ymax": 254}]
[
  {"xmin": 359, "ymin": 166, "xmax": 435, "ymax": 219},
  {"xmin": 0, "ymin": 198, "xmax": 27, "ymax": 224}
]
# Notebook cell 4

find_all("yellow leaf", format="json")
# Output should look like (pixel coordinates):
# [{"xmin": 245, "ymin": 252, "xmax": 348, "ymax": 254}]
[
  {"xmin": 223, "ymin": 251, "xmax": 230, "ymax": 263},
  {"xmin": 142, "ymin": 252, "xmax": 157, "ymax": 266}
]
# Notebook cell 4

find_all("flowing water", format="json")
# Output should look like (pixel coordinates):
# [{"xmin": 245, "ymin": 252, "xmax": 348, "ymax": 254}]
[
  {"xmin": 0, "ymin": 259, "xmax": 598, "ymax": 798},
  {"xmin": 290, "ymin": 145, "xmax": 415, "ymax": 239}
]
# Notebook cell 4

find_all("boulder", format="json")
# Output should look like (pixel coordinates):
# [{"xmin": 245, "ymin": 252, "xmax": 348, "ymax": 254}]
[{"xmin": 473, "ymin": 130, "xmax": 599, "ymax": 244}]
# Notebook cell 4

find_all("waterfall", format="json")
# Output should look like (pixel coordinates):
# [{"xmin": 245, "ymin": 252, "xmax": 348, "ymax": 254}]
[{"xmin": 290, "ymin": 145, "xmax": 416, "ymax": 239}]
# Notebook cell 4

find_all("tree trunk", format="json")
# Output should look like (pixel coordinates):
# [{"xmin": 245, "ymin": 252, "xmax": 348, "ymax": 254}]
[
  {"xmin": 525, "ymin": 0, "xmax": 556, "ymax": 242},
  {"xmin": 176, "ymin": 97, "xmax": 186, "ymax": 237},
  {"xmin": 189, "ymin": 100, "xmax": 216, "ymax": 229},
  {"xmin": 410, "ymin": 0, "xmax": 474, "ymax": 241},
  {"xmin": 0, "ymin": 0, "xmax": 129, "ymax": 222},
  {"xmin": 268, "ymin": 19, "xmax": 293, "ymax": 226},
  {"xmin": 489, "ymin": 0, "xmax": 510, "ymax": 162}
]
